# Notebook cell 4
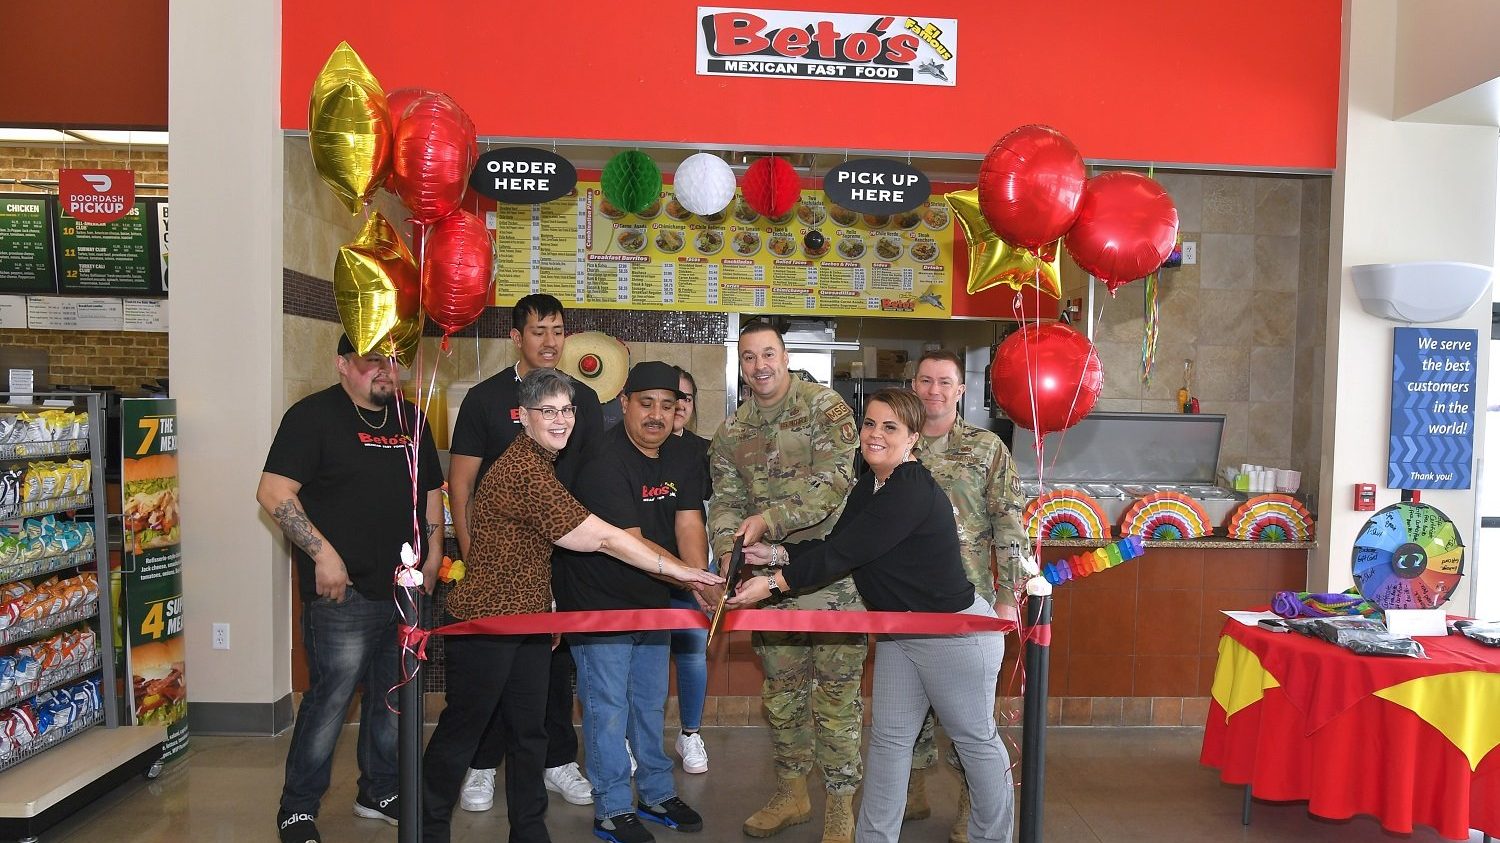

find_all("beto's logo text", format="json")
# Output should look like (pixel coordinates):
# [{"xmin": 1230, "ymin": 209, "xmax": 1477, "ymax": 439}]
[{"xmin": 703, "ymin": 12, "xmax": 919, "ymax": 66}]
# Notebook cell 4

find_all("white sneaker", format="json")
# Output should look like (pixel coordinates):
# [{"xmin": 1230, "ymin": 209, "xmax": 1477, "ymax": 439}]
[
  {"xmin": 543, "ymin": 762, "xmax": 593, "ymax": 805},
  {"xmin": 625, "ymin": 740, "xmax": 638, "ymax": 775},
  {"xmin": 459, "ymin": 767, "xmax": 495, "ymax": 812},
  {"xmin": 676, "ymin": 731, "xmax": 708, "ymax": 774}
]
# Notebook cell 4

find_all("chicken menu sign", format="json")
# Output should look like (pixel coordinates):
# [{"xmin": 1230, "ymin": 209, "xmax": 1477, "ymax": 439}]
[
  {"xmin": 696, "ymin": 7, "xmax": 958, "ymax": 85},
  {"xmin": 120, "ymin": 397, "xmax": 188, "ymax": 760}
]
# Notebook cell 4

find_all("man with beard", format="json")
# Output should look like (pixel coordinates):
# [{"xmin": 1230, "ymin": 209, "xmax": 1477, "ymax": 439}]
[
  {"xmin": 258, "ymin": 334, "xmax": 444, "ymax": 843},
  {"xmin": 447, "ymin": 294, "xmax": 604, "ymax": 809},
  {"xmin": 709, "ymin": 321, "xmax": 862, "ymax": 843},
  {"xmin": 552, "ymin": 361, "xmax": 709, "ymax": 842}
]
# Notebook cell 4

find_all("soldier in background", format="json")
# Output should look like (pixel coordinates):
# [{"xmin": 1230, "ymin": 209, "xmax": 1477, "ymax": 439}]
[
  {"xmin": 906, "ymin": 349, "xmax": 1029, "ymax": 843},
  {"xmin": 708, "ymin": 320, "xmax": 862, "ymax": 843}
]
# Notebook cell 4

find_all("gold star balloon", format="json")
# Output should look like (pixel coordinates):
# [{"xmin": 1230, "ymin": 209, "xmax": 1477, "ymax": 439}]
[
  {"xmin": 309, "ymin": 42, "xmax": 393, "ymax": 215},
  {"xmin": 333, "ymin": 212, "xmax": 414, "ymax": 356},
  {"xmin": 946, "ymin": 189, "xmax": 1061, "ymax": 299}
]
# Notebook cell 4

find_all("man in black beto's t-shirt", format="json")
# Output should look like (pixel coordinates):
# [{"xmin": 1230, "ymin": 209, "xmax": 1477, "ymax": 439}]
[
  {"xmin": 257, "ymin": 334, "xmax": 444, "ymax": 843},
  {"xmin": 554, "ymin": 361, "xmax": 710, "ymax": 840},
  {"xmin": 446, "ymin": 294, "xmax": 604, "ymax": 810}
]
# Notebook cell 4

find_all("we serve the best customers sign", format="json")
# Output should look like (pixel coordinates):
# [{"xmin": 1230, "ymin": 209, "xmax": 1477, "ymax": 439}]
[{"xmin": 1388, "ymin": 327, "xmax": 1478, "ymax": 490}]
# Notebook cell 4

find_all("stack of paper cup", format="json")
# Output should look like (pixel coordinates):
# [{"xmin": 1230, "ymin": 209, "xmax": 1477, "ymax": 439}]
[{"xmin": 1275, "ymin": 469, "xmax": 1301, "ymax": 493}]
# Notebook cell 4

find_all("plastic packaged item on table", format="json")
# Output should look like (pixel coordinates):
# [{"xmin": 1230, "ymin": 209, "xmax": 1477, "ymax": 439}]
[{"xmin": 1452, "ymin": 620, "xmax": 1500, "ymax": 647}]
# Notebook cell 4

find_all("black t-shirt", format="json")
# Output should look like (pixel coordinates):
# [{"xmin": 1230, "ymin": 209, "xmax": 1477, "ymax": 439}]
[
  {"xmin": 783, "ymin": 460, "xmax": 975, "ymax": 613},
  {"xmin": 677, "ymin": 430, "xmax": 712, "ymax": 507},
  {"xmin": 449, "ymin": 366, "xmax": 604, "ymax": 491},
  {"xmin": 263, "ymin": 385, "xmax": 444, "ymax": 602},
  {"xmin": 552, "ymin": 425, "xmax": 704, "ymax": 612}
]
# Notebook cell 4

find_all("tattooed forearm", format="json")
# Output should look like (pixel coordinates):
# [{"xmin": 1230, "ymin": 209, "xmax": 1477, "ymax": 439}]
[
  {"xmin": 427, "ymin": 522, "xmax": 440, "ymax": 535},
  {"xmin": 272, "ymin": 499, "xmax": 324, "ymax": 557}
]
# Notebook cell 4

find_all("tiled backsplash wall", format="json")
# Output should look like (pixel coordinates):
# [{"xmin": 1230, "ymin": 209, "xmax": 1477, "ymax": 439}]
[{"xmin": 1086, "ymin": 173, "xmax": 1332, "ymax": 501}]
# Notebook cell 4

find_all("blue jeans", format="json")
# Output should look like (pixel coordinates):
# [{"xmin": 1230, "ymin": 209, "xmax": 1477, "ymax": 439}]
[
  {"xmin": 668, "ymin": 590, "xmax": 707, "ymax": 731},
  {"xmin": 568, "ymin": 630, "xmax": 675, "ymax": 820},
  {"xmin": 281, "ymin": 589, "xmax": 400, "ymax": 816}
]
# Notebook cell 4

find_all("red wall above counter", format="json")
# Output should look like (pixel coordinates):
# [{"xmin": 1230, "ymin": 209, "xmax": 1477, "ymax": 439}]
[{"xmin": 281, "ymin": 0, "xmax": 1341, "ymax": 171}]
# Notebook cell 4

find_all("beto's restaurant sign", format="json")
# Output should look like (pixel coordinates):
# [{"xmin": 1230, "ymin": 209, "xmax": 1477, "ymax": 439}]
[{"xmin": 696, "ymin": 7, "xmax": 958, "ymax": 86}]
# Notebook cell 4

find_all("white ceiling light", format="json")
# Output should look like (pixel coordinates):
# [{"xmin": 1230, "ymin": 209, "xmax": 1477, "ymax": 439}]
[
  {"xmin": 68, "ymin": 130, "xmax": 169, "ymax": 146},
  {"xmin": 0, "ymin": 128, "xmax": 77, "ymax": 143}
]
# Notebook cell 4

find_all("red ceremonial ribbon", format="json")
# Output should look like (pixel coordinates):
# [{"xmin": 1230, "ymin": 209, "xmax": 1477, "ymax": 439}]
[
  {"xmin": 1024, "ymin": 622, "xmax": 1052, "ymax": 647},
  {"xmin": 399, "ymin": 624, "xmax": 431, "ymax": 660},
  {"xmin": 432, "ymin": 608, "xmax": 1017, "ymax": 640}
]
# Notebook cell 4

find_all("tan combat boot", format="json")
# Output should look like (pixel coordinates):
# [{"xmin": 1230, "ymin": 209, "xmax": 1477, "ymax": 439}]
[
  {"xmin": 949, "ymin": 779, "xmax": 972, "ymax": 843},
  {"xmin": 743, "ymin": 775, "xmax": 811, "ymax": 837},
  {"xmin": 905, "ymin": 767, "xmax": 932, "ymax": 820},
  {"xmin": 821, "ymin": 791, "xmax": 855, "ymax": 843}
]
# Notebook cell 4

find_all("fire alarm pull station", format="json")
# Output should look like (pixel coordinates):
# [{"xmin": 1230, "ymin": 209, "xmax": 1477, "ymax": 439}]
[{"xmin": 1354, "ymin": 483, "xmax": 1377, "ymax": 511}]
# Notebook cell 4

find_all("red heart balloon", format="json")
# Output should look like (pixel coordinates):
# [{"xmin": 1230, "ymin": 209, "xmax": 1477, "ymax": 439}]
[
  {"xmin": 1064, "ymin": 172, "xmax": 1179, "ymax": 293},
  {"xmin": 991, "ymin": 322, "xmax": 1102, "ymax": 436},
  {"xmin": 388, "ymin": 92, "xmax": 478, "ymax": 224},
  {"xmin": 422, "ymin": 210, "xmax": 493, "ymax": 336},
  {"xmin": 977, "ymin": 125, "xmax": 1086, "ymax": 252}
]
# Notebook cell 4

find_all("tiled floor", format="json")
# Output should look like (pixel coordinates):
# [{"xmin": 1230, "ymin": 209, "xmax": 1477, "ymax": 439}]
[{"xmin": 36, "ymin": 726, "xmax": 1492, "ymax": 842}]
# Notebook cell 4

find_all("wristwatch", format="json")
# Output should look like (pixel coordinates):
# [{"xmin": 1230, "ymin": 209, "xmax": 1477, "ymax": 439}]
[{"xmin": 766, "ymin": 574, "xmax": 783, "ymax": 598}]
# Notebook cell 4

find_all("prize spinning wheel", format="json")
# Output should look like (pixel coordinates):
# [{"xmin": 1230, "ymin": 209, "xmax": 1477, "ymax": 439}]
[{"xmin": 1351, "ymin": 502, "xmax": 1464, "ymax": 609}]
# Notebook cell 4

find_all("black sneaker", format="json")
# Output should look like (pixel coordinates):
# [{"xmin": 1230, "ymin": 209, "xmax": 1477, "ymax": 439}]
[
  {"xmin": 637, "ymin": 797, "xmax": 703, "ymax": 832},
  {"xmin": 594, "ymin": 811, "xmax": 656, "ymax": 843},
  {"xmin": 353, "ymin": 792, "xmax": 399, "ymax": 826},
  {"xmin": 277, "ymin": 810, "xmax": 322, "ymax": 843}
]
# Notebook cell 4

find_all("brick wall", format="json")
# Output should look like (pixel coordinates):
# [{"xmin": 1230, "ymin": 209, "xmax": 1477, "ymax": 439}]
[
  {"xmin": 0, "ymin": 328, "xmax": 169, "ymax": 391},
  {"xmin": 1, "ymin": 144, "xmax": 169, "ymax": 389},
  {"xmin": 0, "ymin": 145, "xmax": 168, "ymax": 191}
]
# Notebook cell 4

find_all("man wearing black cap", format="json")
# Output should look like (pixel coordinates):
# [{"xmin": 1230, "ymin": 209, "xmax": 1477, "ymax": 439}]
[
  {"xmin": 552, "ymin": 361, "xmax": 709, "ymax": 843},
  {"xmin": 257, "ymin": 335, "xmax": 444, "ymax": 843}
]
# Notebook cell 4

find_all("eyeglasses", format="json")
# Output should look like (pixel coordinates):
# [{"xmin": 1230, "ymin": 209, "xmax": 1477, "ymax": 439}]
[{"xmin": 525, "ymin": 405, "xmax": 577, "ymax": 421}]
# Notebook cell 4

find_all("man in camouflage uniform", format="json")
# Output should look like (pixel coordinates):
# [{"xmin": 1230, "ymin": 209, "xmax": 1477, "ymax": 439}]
[
  {"xmin": 907, "ymin": 349, "xmax": 1028, "ymax": 843},
  {"xmin": 708, "ymin": 320, "xmax": 863, "ymax": 843}
]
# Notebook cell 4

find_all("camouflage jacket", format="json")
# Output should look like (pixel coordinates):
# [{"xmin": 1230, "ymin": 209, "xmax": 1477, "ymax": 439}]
[
  {"xmin": 707, "ymin": 379, "xmax": 858, "ymax": 562},
  {"xmin": 918, "ymin": 416, "xmax": 1028, "ymax": 604}
]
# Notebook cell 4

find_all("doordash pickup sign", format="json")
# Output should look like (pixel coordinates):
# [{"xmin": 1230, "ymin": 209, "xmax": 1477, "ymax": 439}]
[
  {"xmin": 59, "ymin": 168, "xmax": 135, "ymax": 224},
  {"xmin": 471, "ymin": 148, "xmax": 577, "ymax": 204},
  {"xmin": 696, "ymin": 7, "xmax": 958, "ymax": 86},
  {"xmin": 823, "ymin": 159, "xmax": 930, "ymax": 214}
]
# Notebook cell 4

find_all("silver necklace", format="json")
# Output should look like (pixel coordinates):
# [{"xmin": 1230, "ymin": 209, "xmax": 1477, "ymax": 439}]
[{"xmin": 353, "ymin": 402, "xmax": 389, "ymax": 430}]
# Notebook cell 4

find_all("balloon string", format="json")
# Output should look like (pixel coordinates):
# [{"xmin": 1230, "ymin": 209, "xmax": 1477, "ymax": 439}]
[{"xmin": 391, "ymin": 220, "xmax": 432, "ymax": 704}]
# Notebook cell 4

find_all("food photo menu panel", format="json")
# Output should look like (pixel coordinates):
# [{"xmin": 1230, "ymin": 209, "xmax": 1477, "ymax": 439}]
[{"xmin": 490, "ymin": 180, "xmax": 956, "ymax": 319}]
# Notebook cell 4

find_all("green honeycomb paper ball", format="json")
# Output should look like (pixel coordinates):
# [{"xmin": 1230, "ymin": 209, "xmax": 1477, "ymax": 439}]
[{"xmin": 601, "ymin": 150, "xmax": 662, "ymax": 215}]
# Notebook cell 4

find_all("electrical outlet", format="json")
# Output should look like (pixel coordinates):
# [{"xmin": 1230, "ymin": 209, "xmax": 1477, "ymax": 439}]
[
  {"xmin": 1182, "ymin": 241, "xmax": 1198, "ymax": 265},
  {"xmin": 212, "ymin": 623, "xmax": 230, "ymax": 650}
]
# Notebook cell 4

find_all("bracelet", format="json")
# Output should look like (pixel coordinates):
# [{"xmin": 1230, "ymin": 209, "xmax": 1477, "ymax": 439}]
[{"xmin": 657, "ymin": 554, "xmax": 664, "ymax": 575}]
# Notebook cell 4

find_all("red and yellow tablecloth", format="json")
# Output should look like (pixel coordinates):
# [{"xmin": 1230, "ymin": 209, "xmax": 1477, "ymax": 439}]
[{"xmin": 1201, "ymin": 617, "xmax": 1500, "ymax": 840}]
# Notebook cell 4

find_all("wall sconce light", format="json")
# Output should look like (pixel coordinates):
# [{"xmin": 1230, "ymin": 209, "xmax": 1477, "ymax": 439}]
[{"xmin": 1350, "ymin": 261, "xmax": 1494, "ymax": 324}]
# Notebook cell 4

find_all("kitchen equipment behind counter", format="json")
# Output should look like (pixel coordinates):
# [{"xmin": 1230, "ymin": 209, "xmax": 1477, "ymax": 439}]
[{"xmin": 1012, "ymin": 412, "xmax": 1245, "ymax": 531}]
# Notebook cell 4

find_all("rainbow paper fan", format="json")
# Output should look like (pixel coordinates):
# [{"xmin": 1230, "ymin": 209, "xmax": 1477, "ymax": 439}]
[
  {"xmin": 1227, "ymin": 494, "xmax": 1315, "ymax": 543},
  {"xmin": 1024, "ymin": 490, "xmax": 1112, "ymax": 540},
  {"xmin": 1120, "ymin": 491, "xmax": 1212, "ymax": 540}
]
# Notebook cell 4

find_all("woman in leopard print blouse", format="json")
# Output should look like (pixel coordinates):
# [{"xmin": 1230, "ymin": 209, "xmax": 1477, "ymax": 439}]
[{"xmin": 423, "ymin": 368, "xmax": 722, "ymax": 843}]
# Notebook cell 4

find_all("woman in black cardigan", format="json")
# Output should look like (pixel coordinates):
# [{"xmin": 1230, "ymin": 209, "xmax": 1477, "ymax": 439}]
[{"xmin": 728, "ymin": 387, "xmax": 1013, "ymax": 843}]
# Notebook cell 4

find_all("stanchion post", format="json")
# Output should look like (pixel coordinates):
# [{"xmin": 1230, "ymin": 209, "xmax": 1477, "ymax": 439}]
[
  {"xmin": 396, "ymin": 583, "xmax": 424, "ymax": 843},
  {"xmin": 1018, "ymin": 592, "xmax": 1053, "ymax": 843}
]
